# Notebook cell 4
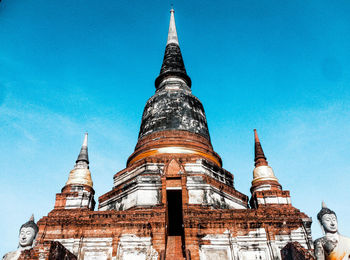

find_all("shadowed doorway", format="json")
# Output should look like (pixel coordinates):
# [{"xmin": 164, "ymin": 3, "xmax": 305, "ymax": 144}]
[{"xmin": 167, "ymin": 190, "xmax": 184, "ymax": 236}]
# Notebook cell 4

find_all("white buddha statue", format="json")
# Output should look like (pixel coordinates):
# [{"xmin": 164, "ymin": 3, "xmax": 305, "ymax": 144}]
[
  {"xmin": 314, "ymin": 202, "xmax": 350, "ymax": 260},
  {"xmin": 3, "ymin": 215, "xmax": 38, "ymax": 260}
]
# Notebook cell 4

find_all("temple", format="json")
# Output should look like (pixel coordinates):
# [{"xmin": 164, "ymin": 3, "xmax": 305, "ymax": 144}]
[{"xmin": 26, "ymin": 8, "xmax": 314, "ymax": 260}]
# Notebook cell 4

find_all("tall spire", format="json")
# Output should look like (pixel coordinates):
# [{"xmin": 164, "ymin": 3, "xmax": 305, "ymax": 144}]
[
  {"xmin": 76, "ymin": 133, "xmax": 89, "ymax": 164},
  {"xmin": 251, "ymin": 129, "xmax": 280, "ymax": 192},
  {"xmin": 155, "ymin": 8, "xmax": 191, "ymax": 89},
  {"xmin": 66, "ymin": 133, "xmax": 93, "ymax": 187},
  {"xmin": 250, "ymin": 130, "xmax": 289, "ymax": 208},
  {"xmin": 132, "ymin": 7, "xmax": 214, "ymax": 166},
  {"xmin": 55, "ymin": 133, "xmax": 95, "ymax": 210},
  {"xmin": 254, "ymin": 129, "xmax": 268, "ymax": 167},
  {"xmin": 167, "ymin": 8, "xmax": 179, "ymax": 45}
]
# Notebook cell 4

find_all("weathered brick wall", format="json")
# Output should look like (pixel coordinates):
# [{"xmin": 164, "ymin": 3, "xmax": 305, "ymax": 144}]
[
  {"xmin": 41, "ymin": 130, "xmax": 313, "ymax": 260},
  {"xmin": 281, "ymin": 242, "xmax": 315, "ymax": 260},
  {"xmin": 18, "ymin": 241, "xmax": 76, "ymax": 260},
  {"xmin": 48, "ymin": 241, "xmax": 77, "ymax": 260}
]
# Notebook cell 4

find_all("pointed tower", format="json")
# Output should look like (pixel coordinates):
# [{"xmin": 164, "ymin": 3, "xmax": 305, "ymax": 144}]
[
  {"xmin": 129, "ymin": 8, "xmax": 217, "ymax": 166},
  {"xmin": 100, "ymin": 7, "xmax": 248, "ymax": 213},
  {"xmin": 54, "ymin": 133, "xmax": 95, "ymax": 210},
  {"xmin": 250, "ymin": 129, "xmax": 291, "ymax": 208},
  {"xmin": 98, "ymin": 10, "xmax": 248, "ymax": 257},
  {"xmin": 154, "ymin": 8, "xmax": 191, "ymax": 90}
]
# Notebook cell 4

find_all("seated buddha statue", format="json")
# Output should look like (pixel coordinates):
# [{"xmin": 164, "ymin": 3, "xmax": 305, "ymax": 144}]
[
  {"xmin": 314, "ymin": 202, "xmax": 350, "ymax": 260},
  {"xmin": 3, "ymin": 215, "xmax": 38, "ymax": 260}
]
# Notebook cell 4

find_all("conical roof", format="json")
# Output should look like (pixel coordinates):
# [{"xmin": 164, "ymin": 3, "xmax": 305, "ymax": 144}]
[
  {"xmin": 66, "ymin": 133, "xmax": 93, "ymax": 187},
  {"xmin": 129, "ymin": 8, "xmax": 217, "ymax": 166},
  {"xmin": 252, "ymin": 129, "xmax": 280, "ymax": 189},
  {"xmin": 254, "ymin": 129, "xmax": 268, "ymax": 167},
  {"xmin": 155, "ymin": 8, "xmax": 191, "ymax": 89},
  {"xmin": 76, "ymin": 133, "xmax": 89, "ymax": 163},
  {"xmin": 137, "ymin": 9, "xmax": 210, "ymax": 141}
]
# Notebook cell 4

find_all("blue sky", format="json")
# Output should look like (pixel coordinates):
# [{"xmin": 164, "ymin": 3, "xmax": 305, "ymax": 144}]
[{"xmin": 1, "ymin": 0, "xmax": 350, "ymax": 255}]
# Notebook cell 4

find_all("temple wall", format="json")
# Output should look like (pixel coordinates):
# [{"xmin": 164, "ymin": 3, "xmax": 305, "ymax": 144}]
[
  {"xmin": 55, "ymin": 237, "xmax": 113, "ymax": 259},
  {"xmin": 99, "ymin": 176, "xmax": 161, "ymax": 211},
  {"xmin": 54, "ymin": 235, "xmax": 158, "ymax": 260},
  {"xmin": 275, "ymin": 227, "xmax": 311, "ymax": 250},
  {"xmin": 184, "ymin": 160, "xmax": 233, "ymax": 186},
  {"xmin": 65, "ymin": 191, "xmax": 94, "ymax": 209},
  {"xmin": 199, "ymin": 228, "xmax": 311, "ymax": 260},
  {"xmin": 113, "ymin": 163, "xmax": 164, "ymax": 187},
  {"xmin": 187, "ymin": 176, "xmax": 247, "ymax": 209},
  {"xmin": 116, "ymin": 235, "xmax": 158, "ymax": 260},
  {"xmin": 47, "ymin": 229, "xmax": 309, "ymax": 260},
  {"xmin": 257, "ymin": 196, "xmax": 291, "ymax": 205}
]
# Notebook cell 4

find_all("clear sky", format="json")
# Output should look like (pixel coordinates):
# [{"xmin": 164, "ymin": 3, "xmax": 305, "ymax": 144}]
[{"xmin": 1, "ymin": 0, "xmax": 350, "ymax": 255}]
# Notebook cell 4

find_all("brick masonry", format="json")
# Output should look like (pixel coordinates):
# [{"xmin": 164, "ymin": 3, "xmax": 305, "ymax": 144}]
[{"xmin": 26, "ymin": 9, "xmax": 315, "ymax": 260}]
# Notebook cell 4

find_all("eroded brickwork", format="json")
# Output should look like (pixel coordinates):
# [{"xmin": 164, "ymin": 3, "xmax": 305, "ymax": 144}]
[
  {"xmin": 281, "ymin": 242, "xmax": 315, "ymax": 260},
  {"xmin": 32, "ymin": 152, "xmax": 313, "ymax": 259}
]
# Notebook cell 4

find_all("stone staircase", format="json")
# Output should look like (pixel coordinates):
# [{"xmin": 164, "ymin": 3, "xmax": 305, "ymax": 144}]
[{"xmin": 165, "ymin": 236, "xmax": 185, "ymax": 260}]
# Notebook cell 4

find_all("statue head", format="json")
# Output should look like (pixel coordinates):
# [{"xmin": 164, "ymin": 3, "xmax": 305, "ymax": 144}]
[
  {"xmin": 18, "ymin": 215, "xmax": 39, "ymax": 249},
  {"xmin": 317, "ymin": 202, "xmax": 338, "ymax": 234}
]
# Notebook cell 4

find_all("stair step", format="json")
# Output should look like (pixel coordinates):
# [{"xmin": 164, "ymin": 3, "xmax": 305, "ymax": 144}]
[{"xmin": 166, "ymin": 236, "xmax": 185, "ymax": 260}]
